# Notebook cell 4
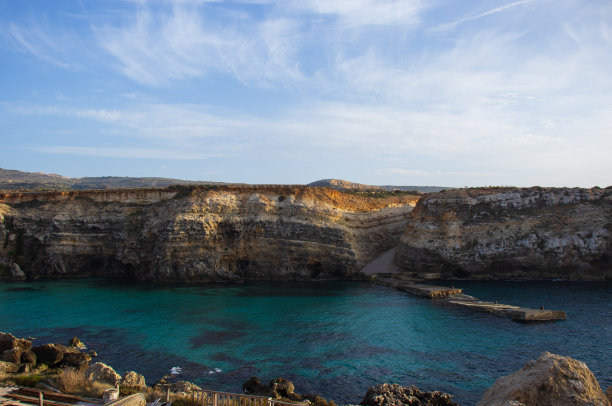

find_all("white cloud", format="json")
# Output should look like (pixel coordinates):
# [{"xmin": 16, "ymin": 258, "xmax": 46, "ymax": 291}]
[
  {"xmin": 7, "ymin": 23, "xmax": 74, "ymax": 68},
  {"xmin": 286, "ymin": 0, "xmax": 425, "ymax": 27},
  {"xmin": 431, "ymin": 0, "xmax": 535, "ymax": 33},
  {"xmin": 92, "ymin": 2, "xmax": 305, "ymax": 86}
]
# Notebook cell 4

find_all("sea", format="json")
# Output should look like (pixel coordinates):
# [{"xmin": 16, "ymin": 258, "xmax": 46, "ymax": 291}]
[{"xmin": 1, "ymin": 279, "xmax": 610, "ymax": 405}]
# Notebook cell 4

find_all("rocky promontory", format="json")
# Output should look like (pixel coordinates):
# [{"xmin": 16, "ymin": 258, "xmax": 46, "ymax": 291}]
[
  {"xmin": 394, "ymin": 186, "xmax": 612, "ymax": 280},
  {"xmin": 0, "ymin": 185, "xmax": 418, "ymax": 282}
]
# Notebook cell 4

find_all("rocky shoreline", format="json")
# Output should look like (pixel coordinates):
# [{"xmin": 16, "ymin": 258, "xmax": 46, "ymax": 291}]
[{"xmin": 1, "ymin": 331, "xmax": 611, "ymax": 406}]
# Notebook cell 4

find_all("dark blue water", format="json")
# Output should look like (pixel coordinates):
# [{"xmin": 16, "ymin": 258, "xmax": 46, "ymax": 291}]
[{"xmin": 0, "ymin": 279, "xmax": 610, "ymax": 405}]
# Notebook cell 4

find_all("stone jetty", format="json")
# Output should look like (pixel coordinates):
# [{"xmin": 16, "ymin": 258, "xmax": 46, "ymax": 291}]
[{"xmin": 374, "ymin": 276, "xmax": 566, "ymax": 322}]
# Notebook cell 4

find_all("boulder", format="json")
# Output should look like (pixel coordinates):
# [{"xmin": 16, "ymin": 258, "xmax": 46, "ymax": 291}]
[
  {"xmin": 85, "ymin": 362, "xmax": 122, "ymax": 384},
  {"xmin": 1, "ymin": 348, "xmax": 21, "ymax": 364},
  {"xmin": 477, "ymin": 352, "xmax": 611, "ymax": 406},
  {"xmin": 0, "ymin": 360, "xmax": 19, "ymax": 374},
  {"xmin": 21, "ymin": 350, "xmax": 37, "ymax": 364},
  {"xmin": 243, "ymin": 377, "xmax": 272, "ymax": 396},
  {"xmin": 270, "ymin": 377, "xmax": 299, "ymax": 400},
  {"xmin": 68, "ymin": 337, "xmax": 86, "ymax": 349},
  {"xmin": 63, "ymin": 351, "xmax": 91, "ymax": 368},
  {"xmin": 121, "ymin": 371, "xmax": 146, "ymax": 390},
  {"xmin": 10, "ymin": 263, "xmax": 26, "ymax": 280},
  {"xmin": 32, "ymin": 344, "xmax": 65, "ymax": 366},
  {"xmin": 0, "ymin": 332, "xmax": 31, "ymax": 352},
  {"xmin": 170, "ymin": 381, "xmax": 201, "ymax": 395},
  {"xmin": 360, "ymin": 383, "xmax": 458, "ymax": 406},
  {"xmin": 89, "ymin": 350, "xmax": 98, "ymax": 357}
]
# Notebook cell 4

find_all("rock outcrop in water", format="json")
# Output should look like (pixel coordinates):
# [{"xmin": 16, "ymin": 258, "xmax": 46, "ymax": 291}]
[
  {"xmin": 394, "ymin": 187, "xmax": 612, "ymax": 280},
  {"xmin": 0, "ymin": 185, "xmax": 417, "ymax": 282},
  {"xmin": 477, "ymin": 352, "xmax": 611, "ymax": 406},
  {"xmin": 360, "ymin": 383, "xmax": 458, "ymax": 406}
]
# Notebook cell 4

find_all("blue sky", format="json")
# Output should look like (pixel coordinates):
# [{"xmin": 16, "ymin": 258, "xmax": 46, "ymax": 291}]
[{"xmin": 1, "ymin": 0, "xmax": 611, "ymax": 187}]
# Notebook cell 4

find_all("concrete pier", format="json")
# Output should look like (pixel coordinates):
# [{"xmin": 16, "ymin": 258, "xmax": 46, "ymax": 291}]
[
  {"xmin": 374, "ymin": 276, "xmax": 566, "ymax": 322},
  {"xmin": 397, "ymin": 283, "xmax": 462, "ymax": 299}
]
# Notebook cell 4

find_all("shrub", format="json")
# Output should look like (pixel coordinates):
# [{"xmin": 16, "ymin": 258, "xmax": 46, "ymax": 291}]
[
  {"xmin": 14, "ymin": 374, "xmax": 43, "ymax": 387},
  {"xmin": 171, "ymin": 396, "xmax": 202, "ymax": 406},
  {"xmin": 55, "ymin": 367, "xmax": 113, "ymax": 398},
  {"xmin": 57, "ymin": 368, "xmax": 89, "ymax": 394}
]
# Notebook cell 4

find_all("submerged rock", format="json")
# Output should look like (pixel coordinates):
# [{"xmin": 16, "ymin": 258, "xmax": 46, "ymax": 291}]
[
  {"xmin": 86, "ymin": 362, "xmax": 122, "ymax": 384},
  {"xmin": 360, "ymin": 383, "xmax": 457, "ymax": 406},
  {"xmin": 477, "ymin": 352, "xmax": 610, "ymax": 406},
  {"xmin": 68, "ymin": 336, "xmax": 86, "ymax": 349}
]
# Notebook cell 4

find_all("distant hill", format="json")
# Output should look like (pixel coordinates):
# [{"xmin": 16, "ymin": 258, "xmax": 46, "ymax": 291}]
[
  {"xmin": 0, "ymin": 168, "xmax": 222, "ymax": 191},
  {"xmin": 0, "ymin": 170, "xmax": 451, "ymax": 193},
  {"xmin": 308, "ymin": 179, "xmax": 450, "ymax": 193}
]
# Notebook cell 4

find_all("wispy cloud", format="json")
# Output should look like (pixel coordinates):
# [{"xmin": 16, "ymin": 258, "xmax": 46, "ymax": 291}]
[
  {"xmin": 93, "ymin": 2, "xmax": 305, "ymax": 85},
  {"xmin": 286, "ymin": 0, "xmax": 426, "ymax": 27},
  {"xmin": 7, "ymin": 22, "xmax": 74, "ymax": 68},
  {"xmin": 431, "ymin": 0, "xmax": 535, "ymax": 33}
]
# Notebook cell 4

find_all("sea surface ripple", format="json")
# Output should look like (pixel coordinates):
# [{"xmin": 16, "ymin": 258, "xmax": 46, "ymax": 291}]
[{"xmin": 1, "ymin": 279, "xmax": 610, "ymax": 405}]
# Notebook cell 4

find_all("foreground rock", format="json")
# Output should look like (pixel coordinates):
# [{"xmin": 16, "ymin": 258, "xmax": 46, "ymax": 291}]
[
  {"xmin": 0, "ymin": 332, "xmax": 32, "ymax": 352},
  {"xmin": 395, "ymin": 187, "xmax": 612, "ymax": 280},
  {"xmin": 122, "ymin": 371, "xmax": 146, "ymax": 390},
  {"xmin": 243, "ymin": 376, "xmax": 336, "ymax": 405},
  {"xmin": 0, "ymin": 360, "xmax": 19, "ymax": 374},
  {"xmin": 32, "ymin": 343, "xmax": 66, "ymax": 366},
  {"xmin": 86, "ymin": 362, "xmax": 122, "ymax": 384},
  {"xmin": 477, "ymin": 352, "xmax": 610, "ymax": 406},
  {"xmin": 360, "ymin": 383, "xmax": 457, "ymax": 406}
]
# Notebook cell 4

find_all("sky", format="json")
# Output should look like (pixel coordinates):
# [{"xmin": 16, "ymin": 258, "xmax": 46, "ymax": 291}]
[{"xmin": 1, "ymin": 0, "xmax": 611, "ymax": 187}]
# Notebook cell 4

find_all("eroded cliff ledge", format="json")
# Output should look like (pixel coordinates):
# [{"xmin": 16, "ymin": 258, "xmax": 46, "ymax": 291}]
[
  {"xmin": 394, "ymin": 186, "xmax": 612, "ymax": 280},
  {"xmin": 0, "ymin": 185, "xmax": 419, "ymax": 282}
]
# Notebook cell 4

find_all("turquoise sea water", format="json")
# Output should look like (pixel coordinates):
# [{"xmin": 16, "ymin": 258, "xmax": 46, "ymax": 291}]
[{"xmin": 0, "ymin": 279, "xmax": 610, "ymax": 405}]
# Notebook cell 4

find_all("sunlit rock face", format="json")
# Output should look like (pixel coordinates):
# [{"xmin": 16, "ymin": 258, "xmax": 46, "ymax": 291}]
[
  {"xmin": 394, "ymin": 186, "xmax": 612, "ymax": 281},
  {"xmin": 0, "ymin": 186, "xmax": 418, "ymax": 282}
]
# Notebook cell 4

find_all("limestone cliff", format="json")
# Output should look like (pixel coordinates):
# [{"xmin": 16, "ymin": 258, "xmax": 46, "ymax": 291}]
[
  {"xmin": 0, "ymin": 185, "xmax": 418, "ymax": 282},
  {"xmin": 394, "ymin": 187, "xmax": 612, "ymax": 280}
]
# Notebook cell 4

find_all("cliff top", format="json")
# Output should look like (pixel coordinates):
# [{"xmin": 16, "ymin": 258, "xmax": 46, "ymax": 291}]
[{"xmin": 0, "ymin": 184, "xmax": 421, "ymax": 212}]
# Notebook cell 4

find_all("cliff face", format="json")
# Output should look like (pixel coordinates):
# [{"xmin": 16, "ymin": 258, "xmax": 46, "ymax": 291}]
[
  {"xmin": 394, "ymin": 187, "xmax": 612, "ymax": 280},
  {"xmin": 3, "ymin": 184, "xmax": 610, "ymax": 282},
  {"xmin": 0, "ymin": 186, "xmax": 418, "ymax": 282}
]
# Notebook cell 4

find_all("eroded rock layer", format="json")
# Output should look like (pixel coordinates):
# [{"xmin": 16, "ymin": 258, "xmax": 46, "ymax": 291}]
[
  {"xmin": 395, "ymin": 187, "xmax": 612, "ymax": 280},
  {"xmin": 0, "ymin": 185, "xmax": 418, "ymax": 282}
]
